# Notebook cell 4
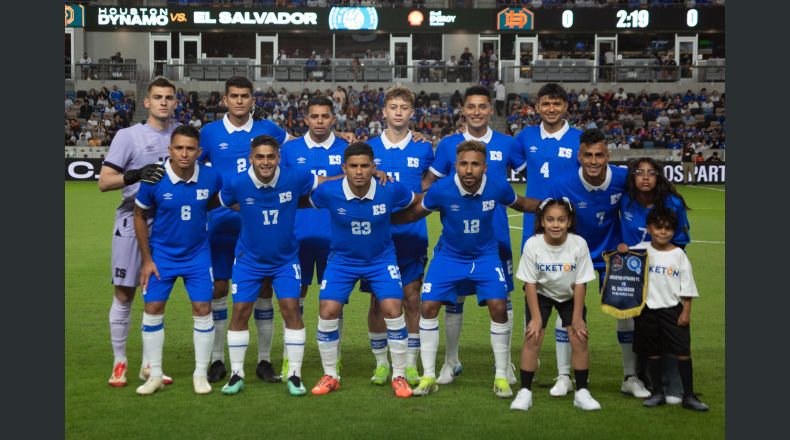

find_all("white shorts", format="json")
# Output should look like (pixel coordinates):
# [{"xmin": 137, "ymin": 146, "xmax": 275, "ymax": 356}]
[{"xmin": 111, "ymin": 234, "xmax": 142, "ymax": 287}]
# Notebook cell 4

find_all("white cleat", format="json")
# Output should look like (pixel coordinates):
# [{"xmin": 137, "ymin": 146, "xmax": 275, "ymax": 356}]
[
  {"xmin": 193, "ymin": 376, "xmax": 212, "ymax": 394},
  {"xmin": 573, "ymin": 388, "xmax": 601, "ymax": 411},
  {"xmin": 666, "ymin": 395, "xmax": 682, "ymax": 405},
  {"xmin": 140, "ymin": 363, "xmax": 173, "ymax": 385},
  {"xmin": 510, "ymin": 388, "xmax": 533, "ymax": 411},
  {"xmin": 436, "ymin": 362, "xmax": 463, "ymax": 385},
  {"xmin": 136, "ymin": 377, "xmax": 164, "ymax": 395},
  {"xmin": 549, "ymin": 375, "xmax": 573, "ymax": 397},
  {"xmin": 621, "ymin": 375, "xmax": 651, "ymax": 398},
  {"xmin": 506, "ymin": 362, "xmax": 518, "ymax": 385}
]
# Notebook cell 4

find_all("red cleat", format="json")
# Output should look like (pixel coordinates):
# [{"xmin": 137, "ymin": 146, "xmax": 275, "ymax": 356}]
[{"xmin": 311, "ymin": 375, "xmax": 340, "ymax": 395}]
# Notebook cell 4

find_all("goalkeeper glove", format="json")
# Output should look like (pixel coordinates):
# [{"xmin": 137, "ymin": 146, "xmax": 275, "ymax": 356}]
[{"xmin": 123, "ymin": 163, "xmax": 166, "ymax": 186}]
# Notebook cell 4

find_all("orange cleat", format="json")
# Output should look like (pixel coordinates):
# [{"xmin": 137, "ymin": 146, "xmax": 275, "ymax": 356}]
[
  {"xmin": 311, "ymin": 375, "xmax": 340, "ymax": 395},
  {"xmin": 392, "ymin": 376, "xmax": 413, "ymax": 398},
  {"xmin": 108, "ymin": 361, "xmax": 128, "ymax": 387}
]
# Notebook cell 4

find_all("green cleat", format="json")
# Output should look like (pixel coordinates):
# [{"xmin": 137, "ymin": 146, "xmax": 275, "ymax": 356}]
[
  {"xmin": 405, "ymin": 367, "xmax": 421, "ymax": 386},
  {"xmin": 493, "ymin": 377, "xmax": 513, "ymax": 398},
  {"xmin": 287, "ymin": 376, "xmax": 307, "ymax": 396},
  {"xmin": 370, "ymin": 364, "xmax": 391, "ymax": 386},
  {"xmin": 280, "ymin": 357, "xmax": 289, "ymax": 384},
  {"xmin": 412, "ymin": 376, "xmax": 438, "ymax": 397},
  {"xmin": 221, "ymin": 374, "xmax": 245, "ymax": 395}
]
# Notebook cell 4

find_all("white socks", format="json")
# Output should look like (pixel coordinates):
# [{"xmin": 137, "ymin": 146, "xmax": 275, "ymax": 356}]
[
  {"xmin": 443, "ymin": 302, "xmax": 464, "ymax": 365},
  {"xmin": 407, "ymin": 333, "xmax": 420, "ymax": 369},
  {"xmin": 317, "ymin": 318, "xmax": 340, "ymax": 378},
  {"xmin": 491, "ymin": 320, "xmax": 511, "ymax": 378},
  {"xmin": 617, "ymin": 318, "xmax": 637, "ymax": 377},
  {"xmin": 227, "ymin": 329, "xmax": 249, "ymax": 378},
  {"xmin": 211, "ymin": 296, "xmax": 228, "ymax": 363},
  {"xmin": 284, "ymin": 327, "xmax": 306, "ymax": 379},
  {"xmin": 555, "ymin": 315, "xmax": 572, "ymax": 376},
  {"xmin": 141, "ymin": 313, "xmax": 164, "ymax": 378},
  {"xmin": 109, "ymin": 297, "xmax": 131, "ymax": 364},
  {"xmin": 369, "ymin": 332, "xmax": 390, "ymax": 367},
  {"xmin": 254, "ymin": 298, "xmax": 274, "ymax": 363},
  {"xmin": 419, "ymin": 316, "xmax": 440, "ymax": 378},
  {"xmin": 385, "ymin": 315, "xmax": 408, "ymax": 378},
  {"xmin": 193, "ymin": 314, "xmax": 214, "ymax": 377},
  {"xmin": 506, "ymin": 298, "xmax": 514, "ymax": 368}
]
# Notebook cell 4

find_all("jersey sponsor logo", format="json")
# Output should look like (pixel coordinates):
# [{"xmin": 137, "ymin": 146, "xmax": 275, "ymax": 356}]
[
  {"xmin": 279, "ymin": 191, "xmax": 293, "ymax": 203},
  {"xmin": 577, "ymin": 201, "xmax": 587, "ymax": 209},
  {"xmin": 337, "ymin": 208, "xmax": 347, "ymax": 215},
  {"xmin": 329, "ymin": 155, "xmax": 342, "ymax": 165},
  {"xmin": 145, "ymin": 145, "xmax": 156, "ymax": 152},
  {"xmin": 450, "ymin": 204, "xmax": 460, "ymax": 212},
  {"xmin": 489, "ymin": 151, "xmax": 503, "ymax": 161},
  {"xmin": 163, "ymin": 193, "xmax": 173, "ymax": 200},
  {"xmin": 407, "ymin": 157, "xmax": 420, "ymax": 167},
  {"xmin": 610, "ymin": 193, "xmax": 622, "ymax": 205},
  {"xmin": 623, "ymin": 211, "xmax": 634, "ymax": 221},
  {"xmin": 536, "ymin": 263, "xmax": 576, "ymax": 272},
  {"xmin": 482, "ymin": 200, "xmax": 495, "ymax": 211},
  {"xmin": 372, "ymin": 204, "xmax": 386, "ymax": 215},
  {"xmin": 374, "ymin": 158, "xmax": 382, "ymax": 165},
  {"xmin": 297, "ymin": 157, "xmax": 307, "ymax": 164},
  {"xmin": 627, "ymin": 256, "xmax": 642, "ymax": 273},
  {"xmin": 196, "ymin": 189, "xmax": 209, "ymax": 200},
  {"xmin": 219, "ymin": 142, "xmax": 229, "ymax": 150},
  {"xmin": 529, "ymin": 146, "xmax": 538, "ymax": 153},
  {"xmin": 649, "ymin": 265, "xmax": 680, "ymax": 277},
  {"xmin": 245, "ymin": 197, "xmax": 256, "ymax": 205}
]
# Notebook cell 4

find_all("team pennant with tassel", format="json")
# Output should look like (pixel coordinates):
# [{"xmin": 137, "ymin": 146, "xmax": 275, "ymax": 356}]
[{"xmin": 600, "ymin": 249, "xmax": 648, "ymax": 319}]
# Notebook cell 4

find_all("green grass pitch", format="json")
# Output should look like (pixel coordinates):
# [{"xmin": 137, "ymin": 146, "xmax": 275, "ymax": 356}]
[{"xmin": 65, "ymin": 181, "xmax": 724, "ymax": 439}]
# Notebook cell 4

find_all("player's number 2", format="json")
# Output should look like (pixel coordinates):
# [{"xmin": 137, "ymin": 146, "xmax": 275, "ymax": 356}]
[{"xmin": 236, "ymin": 158, "xmax": 247, "ymax": 173}]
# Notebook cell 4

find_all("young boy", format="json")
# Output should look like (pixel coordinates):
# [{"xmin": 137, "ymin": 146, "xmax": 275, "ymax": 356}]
[{"xmin": 631, "ymin": 207, "xmax": 709, "ymax": 411}]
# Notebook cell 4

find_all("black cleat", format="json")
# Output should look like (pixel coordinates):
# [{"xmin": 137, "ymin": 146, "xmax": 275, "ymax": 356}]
[
  {"xmin": 682, "ymin": 394, "xmax": 710, "ymax": 412},
  {"xmin": 256, "ymin": 360, "xmax": 281, "ymax": 383},
  {"xmin": 643, "ymin": 393, "xmax": 666, "ymax": 408},
  {"xmin": 207, "ymin": 360, "xmax": 227, "ymax": 383}
]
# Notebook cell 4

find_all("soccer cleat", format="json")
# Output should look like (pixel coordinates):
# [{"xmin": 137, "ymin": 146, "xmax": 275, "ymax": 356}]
[
  {"xmin": 139, "ymin": 363, "xmax": 173, "ymax": 385},
  {"xmin": 549, "ymin": 375, "xmax": 573, "ymax": 397},
  {"xmin": 510, "ymin": 388, "xmax": 533, "ymax": 411},
  {"xmin": 256, "ymin": 360, "xmax": 280, "ymax": 383},
  {"xmin": 280, "ymin": 357, "xmax": 289, "ymax": 383},
  {"xmin": 391, "ymin": 376, "xmax": 413, "ymax": 398},
  {"xmin": 666, "ymin": 395, "xmax": 682, "ymax": 405},
  {"xmin": 643, "ymin": 393, "xmax": 667, "ymax": 407},
  {"xmin": 221, "ymin": 373, "xmax": 245, "ymax": 395},
  {"xmin": 404, "ymin": 366, "xmax": 421, "ymax": 386},
  {"xmin": 573, "ymin": 389, "xmax": 602, "ymax": 411},
  {"xmin": 108, "ymin": 361, "xmax": 128, "ymax": 387},
  {"xmin": 287, "ymin": 376, "xmax": 307, "ymax": 397},
  {"xmin": 412, "ymin": 376, "xmax": 438, "ymax": 396},
  {"xmin": 436, "ymin": 362, "xmax": 463, "ymax": 385},
  {"xmin": 370, "ymin": 364, "xmax": 391, "ymax": 386},
  {"xmin": 681, "ymin": 394, "xmax": 710, "ymax": 412},
  {"xmin": 207, "ymin": 360, "xmax": 227, "ymax": 383},
  {"xmin": 621, "ymin": 375, "xmax": 651, "ymax": 398},
  {"xmin": 506, "ymin": 362, "xmax": 518, "ymax": 385},
  {"xmin": 136, "ymin": 377, "xmax": 164, "ymax": 395},
  {"xmin": 193, "ymin": 376, "xmax": 211, "ymax": 395},
  {"xmin": 494, "ymin": 378, "xmax": 513, "ymax": 398},
  {"xmin": 311, "ymin": 375, "xmax": 340, "ymax": 395}
]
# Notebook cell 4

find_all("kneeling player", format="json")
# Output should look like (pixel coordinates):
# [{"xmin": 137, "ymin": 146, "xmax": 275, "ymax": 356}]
[
  {"xmin": 510, "ymin": 198, "xmax": 600, "ymax": 411},
  {"xmin": 393, "ymin": 140, "xmax": 539, "ymax": 398},
  {"xmin": 133, "ymin": 125, "xmax": 222, "ymax": 395}
]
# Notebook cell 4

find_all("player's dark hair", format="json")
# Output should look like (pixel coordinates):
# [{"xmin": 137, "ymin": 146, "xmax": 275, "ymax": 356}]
[
  {"xmin": 307, "ymin": 96, "xmax": 335, "ymax": 115},
  {"xmin": 625, "ymin": 157, "xmax": 690, "ymax": 211},
  {"xmin": 171, "ymin": 125, "xmax": 200, "ymax": 142},
  {"xmin": 251, "ymin": 135, "xmax": 280, "ymax": 151},
  {"xmin": 646, "ymin": 206, "xmax": 679, "ymax": 231},
  {"xmin": 147, "ymin": 76, "xmax": 176, "ymax": 94},
  {"xmin": 534, "ymin": 197, "xmax": 576, "ymax": 234},
  {"xmin": 580, "ymin": 128, "xmax": 607, "ymax": 147},
  {"xmin": 224, "ymin": 76, "xmax": 254, "ymax": 95},
  {"xmin": 456, "ymin": 140, "xmax": 487, "ymax": 158},
  {"xmin": 463, "ymin": 85, "xmax": 492, "ymax": 104},
  {"xmin": 536, "ymin": 83, "xmax": 568, "ymax": 103},
  {"xmin": 344, "ymin": 142, "xmax": 374, "ymax": 162}
]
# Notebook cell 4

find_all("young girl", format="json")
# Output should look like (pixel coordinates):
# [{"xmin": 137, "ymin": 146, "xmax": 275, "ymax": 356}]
[{"xmin": 511, "ymin": 198, "xmax": 600, "ymax": 411}]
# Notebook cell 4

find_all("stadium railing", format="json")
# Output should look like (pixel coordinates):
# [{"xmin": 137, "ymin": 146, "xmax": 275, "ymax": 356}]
[
  {"xmin": 503, "ymin": 60, "xmax": 725, "ymax": 84},
  {"xmin": 67, "ymin": 62, "xmax": 143, "ymax": 81}
]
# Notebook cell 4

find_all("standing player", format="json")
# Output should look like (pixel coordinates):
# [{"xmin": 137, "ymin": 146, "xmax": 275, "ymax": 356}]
[
  {"xmin": 308, "ymin": 143, "xmax": 419, "ymax": 398},
  {"xmin": 132, "ymin": 126, "xmax": 222, "ymax": 395},
  {"xmin": 99, "ymin": 77, "xmax": 177, "ymax": 387},
  {"xmin": 421, "ymin": 86, "xmax": 524, "ymax": 386},
  {"xmin": 218, "ymin": 135, "xmax": 332, "ymax": 396},
  {"xmin": 199, "ymin": 76, "xmax": 290, "ymax": 384},
  {"xmin": 363, "ymin": 85, "xmax": 434, "ymax": 386},
  {"xmin": 396, "ymin": 140, "xmax": 539, "ymax": 398},
  {"xmin": 549, "ymin": 129, "xmax": 651, "ymax": 398},
  {"xmin": 513, "ymin": 83, "xmax": 583, "ymax": 397}
]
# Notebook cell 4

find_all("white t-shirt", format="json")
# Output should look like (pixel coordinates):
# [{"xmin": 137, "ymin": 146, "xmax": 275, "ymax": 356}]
[
  {"xmin": 631, "ymin": 242, "xmax": 699, "ymax": 309},
  {"xmin": 516, "ymin": 233, "xmax": 596, "ymax": 302}
]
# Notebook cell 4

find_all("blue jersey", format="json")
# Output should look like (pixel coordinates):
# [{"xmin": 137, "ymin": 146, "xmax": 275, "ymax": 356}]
[
  {"xmin": 369, "ymin": 131, "xmax": 435, "ymax": 259},
  {"xmin": 135, "ymin": 161, "xmax": 222, "ymax": 266},
  {"xmin": 423, "ymin": 174, "xmax": 518, "ymax": 260},
  {"xmin": 281, "ymin": 133, "xmax": 349, "ymax": 242},
  {"xmin": 620, "ymin": 193, "xmax": 690, "ymax": 247},
  {"xmin": 550, "ymin": 165, "xmax": 627, "ymax": 269},
  {"xmin": 309, "ymin": 178, "xmax": 414, "ymax": 265},
  {"xmin": 429, "ymin": 129, "xmax": 525, "ymax": 246},
  {"xmin": 219, "ymin": 166, "xmax": 317, "ymax": 266}
]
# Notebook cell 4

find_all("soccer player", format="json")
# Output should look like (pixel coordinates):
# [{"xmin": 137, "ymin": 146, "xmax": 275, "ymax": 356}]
[
  {"xmin": 132, "ymin": 125, "xmax": 222, "ymax": 395},
  {"xmin": 99, "ymin": 77, "xmax": 178, "ymax": 387},
  {"xmin": 549, "ymin": 129, "xmax": 651, "ymax": 398},
  {"xmin": 218, "ymin": 135, "xmax": 334, "ymax": 396},
  {"xmin": 362, "ymin": 85, "xmax": 435, "ymax": 386},
  {"xmin": 308, "ymin": 142, "xmax": 419, "ymax": 398},
  {"xmin": 421, "ymin": 85, "xmax": 524, "ymax": 386},
  {"xmin": 396, "ymin": 140, "xmax": 540, "ymax": 398},
  {"xmin": 199, "ymin": 76, "xmax": 292, "ymax": 384}
]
